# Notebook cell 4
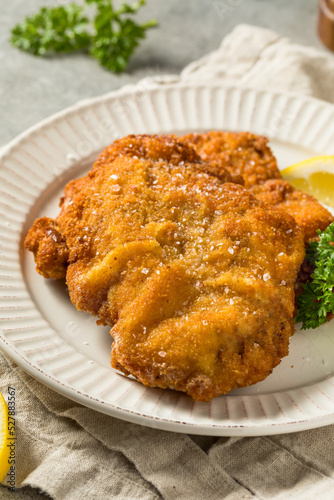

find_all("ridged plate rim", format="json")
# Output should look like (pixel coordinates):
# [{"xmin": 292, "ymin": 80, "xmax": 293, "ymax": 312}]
[{"xmin": 1, "ymin": 83, "xmax": 334, "ymax": 436}]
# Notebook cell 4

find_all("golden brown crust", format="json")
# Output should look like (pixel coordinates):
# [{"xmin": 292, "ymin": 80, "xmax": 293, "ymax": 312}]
[
  {"xmin": 181, "ymin": 131, "xmax": 281, "ymax": 188},
  {"xmin": 92, "ymin": 134, "xmax": 241, "ymax": 185},
  {"xmin": 181, "ymin": 131, "xmax": 334, "ymax": 243},
  {"xmin": 25, "ymin": 134, "xmax": 305, "ymax": 401},
  {"xmin": 24, "ymin": 217, "xmax": 69, "ymax": 279},
  {"xmin": 250, "ymin": 180, "xmax": 334, "ymax": 243}
]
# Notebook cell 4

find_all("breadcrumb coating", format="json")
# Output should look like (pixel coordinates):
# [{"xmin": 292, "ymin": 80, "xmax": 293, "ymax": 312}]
[{"xmin": 25, "ymin": 134, "xmax": 305, "ymax": 401}]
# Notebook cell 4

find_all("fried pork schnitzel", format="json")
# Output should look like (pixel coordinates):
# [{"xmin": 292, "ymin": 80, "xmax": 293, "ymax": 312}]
[
  {"xmin": 181, "ymin": 131, "xmax": 282, "ymax": 188},
  {"xmin": 250, "ymin": 180, "xmax": 334, "ymax": 244},
  {"xmin": 25, "ymin": 134, "xmax": 305, "ymax": 401},
  {"xmin": 181, "ymin": 131, "xmax": 334, "ymax": 243}
]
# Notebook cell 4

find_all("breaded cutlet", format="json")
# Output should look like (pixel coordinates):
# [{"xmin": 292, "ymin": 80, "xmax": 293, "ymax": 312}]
[{"xmin": 25, "ymin": 134, "xmax": 305, "ymax": 401}]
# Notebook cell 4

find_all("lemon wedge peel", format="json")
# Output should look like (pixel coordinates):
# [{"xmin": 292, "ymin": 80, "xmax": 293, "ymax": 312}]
[
  {"xmin": 0, "ymin": 393, "xmax": 11, "ymax": 484},
  {"xmin": 281, "ymin": 156, "xmax": 334, "ymax": 207}
]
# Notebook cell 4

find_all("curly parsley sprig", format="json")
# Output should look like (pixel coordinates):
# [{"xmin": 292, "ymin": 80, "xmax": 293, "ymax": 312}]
[
  {"xmin": 296, "ymin": 222, "xmax": 334, "ymax": 330},
  {"xmin": 10, "ymin": 0, "xmax": 157, "ymax": 73},
  {"xmin": 88, "ymin": 0, "xmax": 157, "ymax": 73},
  {"xmin": 10, "ymin": 4, "xmax": 91, "ymax": 55}
]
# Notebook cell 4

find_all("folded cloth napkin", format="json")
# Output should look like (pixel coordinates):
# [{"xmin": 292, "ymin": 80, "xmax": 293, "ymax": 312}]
[{"xmin": 2, "ymin": 24, "xmax": 334, "ymax": 500}]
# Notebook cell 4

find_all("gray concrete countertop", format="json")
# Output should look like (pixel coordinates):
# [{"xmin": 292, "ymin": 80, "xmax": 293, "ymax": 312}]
[
  {"xmin": 0, "ymin": 0, "xmax": 327, "ymax": 149},
  {"xmin": 0, "ymin": 1, "xmax": 329, "ymax": 499}
]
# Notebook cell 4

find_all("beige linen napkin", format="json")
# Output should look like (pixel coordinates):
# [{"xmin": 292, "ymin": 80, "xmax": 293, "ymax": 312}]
[{"xmin": 2, "ymin": 24, "xmax": 334, "ymax": 500}]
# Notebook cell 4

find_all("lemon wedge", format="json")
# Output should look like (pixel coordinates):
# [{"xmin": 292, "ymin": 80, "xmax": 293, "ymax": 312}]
[
  {"xmin": 0, "ymin": 394, "xmax": 11, "ymax": 483},
  {"xmin": 281, "ymin": 156, "xmax": 334, "ymax": 207}
]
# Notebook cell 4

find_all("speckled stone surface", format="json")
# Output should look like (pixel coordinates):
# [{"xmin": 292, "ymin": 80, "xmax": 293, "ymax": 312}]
[
  {"xmin": 0, "ymin": 0, "xmax": 326, "ymax": 150},
  {"xmin": 0, "ymin": 1, "xmax": 327, "ymax": 499}
]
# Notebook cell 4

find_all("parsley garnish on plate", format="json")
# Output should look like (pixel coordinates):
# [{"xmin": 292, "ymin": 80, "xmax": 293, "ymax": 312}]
[
  {"xmin": 296, "ymin": 222, "xmax": 334, "ymax": 329},
  {"xmin": 10, "ymin": 0, "xmax": 157, "ymax": 73}
]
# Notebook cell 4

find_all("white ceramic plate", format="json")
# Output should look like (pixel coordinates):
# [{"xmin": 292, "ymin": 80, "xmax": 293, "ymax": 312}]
[{"xmin": 2, "ymin": 83, "xmax": 334, "ymax": 436}]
